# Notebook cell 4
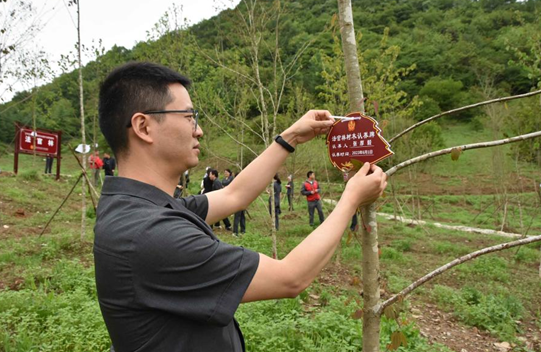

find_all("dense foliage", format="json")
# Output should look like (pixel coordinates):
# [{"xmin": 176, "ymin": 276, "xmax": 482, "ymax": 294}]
[{"xmin": 1, "ymin": 0, "xmax": 540, "ymax": 166}]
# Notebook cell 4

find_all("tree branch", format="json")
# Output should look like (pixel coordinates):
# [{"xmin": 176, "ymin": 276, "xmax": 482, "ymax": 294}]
[
  {"xmin": 386, "ymin": 130, "xmax": 541, "ymax": 177},
  {"xmin": 378, "ymin": 234, "xmax": 541, "ymax": 314},
  {"xmin": 199, "ymin": 107, "xmax": 260, "ymax": 158},
  {"xmin": 389, "ymin": 89, "xmax": 541, "ymax": 144}
]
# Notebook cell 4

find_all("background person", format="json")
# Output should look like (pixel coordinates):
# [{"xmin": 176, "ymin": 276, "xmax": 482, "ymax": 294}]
[
  {"xmin": 209, "ymin": 169, "xmax": 232, "ymax": 231},
  {"xmin": 223, "ymin": 168, "xmax": 234, "ymax": 187},
  {"xmin": 268, "ymin": 174, "xmax": 282, "ymax": 230},
  {"xmin": 102, "ymin": 153, "xmax": 116, "ymax": 176},
  {"xmin": 88, "ymin": 150, "xmax": 103, "ymax": 186},
  {"xmin": 300, "ymin": 170, "xmax": 325, "ymax": 226},
  {"xmin": 44, "ymin": 154, "xmax": 54, "ymax": 174},
  {"xmin": 286, "ymin": 174, "xmax": 294, "ymax": 211}
]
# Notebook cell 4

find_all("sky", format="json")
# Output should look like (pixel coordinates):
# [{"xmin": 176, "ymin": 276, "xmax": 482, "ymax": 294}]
[{"xmin": 2, "ymin": 0, "xmax": 240, "ymax": 100}]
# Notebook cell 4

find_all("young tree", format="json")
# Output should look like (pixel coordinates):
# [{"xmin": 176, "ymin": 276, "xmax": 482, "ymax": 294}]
[
  {"xmin": 336, "ymin": 1, "xmax": 541, "ymax": 350},
  {"xmin": 0, "ymin": 0, "xmax": 44, "ymax": 102},
  {"xmin": 197, "ymin": 0, "xmax": 314, "ymax": 258}
]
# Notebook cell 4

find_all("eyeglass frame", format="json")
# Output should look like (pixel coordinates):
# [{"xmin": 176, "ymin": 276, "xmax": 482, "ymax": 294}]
[{"xmin": 126, "ymin": 109, "xmax": 199, "ymax": 130}]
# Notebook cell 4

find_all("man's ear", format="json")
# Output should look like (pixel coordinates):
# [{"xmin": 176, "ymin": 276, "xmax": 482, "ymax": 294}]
[{"xmin": 129, "ymin": 113, "xmax": 154, "ymax": 144}]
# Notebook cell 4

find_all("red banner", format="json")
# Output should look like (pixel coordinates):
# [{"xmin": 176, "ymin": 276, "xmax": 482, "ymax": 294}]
[
  {"xmin": 326, "ymin": 112, "xmax": 393, "ymax": 173},
  {"xmin": 18, "ymin": 128, "xmax": 60, "ymax": 155}
]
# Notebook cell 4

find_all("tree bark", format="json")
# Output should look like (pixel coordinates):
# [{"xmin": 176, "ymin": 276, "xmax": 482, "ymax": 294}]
[
  {"xmin": 337, "ymin": 0, "xmax": 365, "ymax": 113},
  {"xmin": 386, "ymin": 130, "xmax": 541, "ymax": 177},
  {"xmin": 77, "ymin": 1, "xmax": 87, "ymax": 240},
  {"xmin": 360, "ymin": 203, "xmax": 381, "ymax": 352},
  {"xmin": 337, "ymin": 1, "xmax": 380, "ymax": 351},
  {"xmin": 380, "ymin": 234, "xmax": 541, "ymax": 312},
  {"xmin": 389, "ymin": 89, "xmax": 541, "ymax": 143}
]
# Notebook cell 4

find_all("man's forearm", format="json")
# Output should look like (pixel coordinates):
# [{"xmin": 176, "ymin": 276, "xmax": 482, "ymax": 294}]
[
  {"xmin": 281, "ymin": 198, "xmax": 356, "ymax": 289},
  {"xmin": 225, "ymin": 131, "xmax": 297, "ymax": 210}
]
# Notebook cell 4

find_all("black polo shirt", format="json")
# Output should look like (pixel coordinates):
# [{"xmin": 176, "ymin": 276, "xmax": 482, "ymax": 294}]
[{"xmin": 94, "ymin": 177, "xmax": 259, "ymax": 352}]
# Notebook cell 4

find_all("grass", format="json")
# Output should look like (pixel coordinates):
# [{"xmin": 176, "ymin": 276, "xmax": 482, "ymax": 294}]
[{"xmin": 0, "ymin": 121, "xmax": 540, "ymax": 350}]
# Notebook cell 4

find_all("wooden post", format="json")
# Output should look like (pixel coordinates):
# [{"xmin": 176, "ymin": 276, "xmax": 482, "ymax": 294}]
[{"xmin": 56, "ymin": 130, "xmax": 62, "ymax": 180}]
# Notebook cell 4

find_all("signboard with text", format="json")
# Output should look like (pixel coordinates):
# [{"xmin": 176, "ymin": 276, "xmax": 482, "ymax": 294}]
[
  {"xmin": 14, "ymin": 123, "xmax": 62, "ymax": 180},
  {"xmin": 18, "ymin": 128, "xmax": 60, "ymax": 156},
  {"xmin": 326, "ymin": 112, "xmax": 393, "ymax": 173}
]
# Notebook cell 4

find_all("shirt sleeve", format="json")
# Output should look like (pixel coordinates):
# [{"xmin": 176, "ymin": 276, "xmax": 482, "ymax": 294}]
[
  {"xmin": 300, "ymin": 182, "xmax": 310, "ymax": 195},
  {"xmin": 177, "ymin": 194, "xmax": 209, "ymax": 220},
  {"xmin": 133, "ymin": 211, "xmax": 260, "ymax": 326}
]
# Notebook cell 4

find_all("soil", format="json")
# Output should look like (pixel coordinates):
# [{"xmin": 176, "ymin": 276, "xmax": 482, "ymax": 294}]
[
  {"xmin": 316, "ymin": 263, "xmax": 541, "ymax": 352},
  {"xmin": 394, "ymin": 172, "xmax": 538, "ymax": 196}
]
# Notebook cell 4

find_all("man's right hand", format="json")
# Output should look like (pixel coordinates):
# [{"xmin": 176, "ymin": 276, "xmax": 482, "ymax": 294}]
[{"xmin": 343, "ymin": 163, "xmax": 387, "ymax": 207}]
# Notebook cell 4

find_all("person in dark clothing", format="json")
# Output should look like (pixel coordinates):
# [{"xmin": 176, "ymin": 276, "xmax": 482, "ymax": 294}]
[
  {"xmin": 209, "ymin": 169, "xmax": 232, "ymax": 231},
  {"xmin": 223, "ymin": 168, "xmax": 234, "ymax": 187},
  {"xmin": 233, "ymin": 210, "xmax": 246, "ymax": 237},
  {"xmin": 174, "ymin": 170, "xmax": 190, "ymax": 198},
  {"xmin": 300, "ymin": 171, "xmax": 325, "ymax": 226},
  {"xmin": 233, "ymin": 171, "xmax": 246, "ymax": 237},
  {"xmin": 94, "ymin": 62, "xmax": 387, "ymax": 352},
  {"xmin": 44, "ymin": 155, "xmax": 54, "ymax": 174},
  {"xmin": 102, "ymin": 153, "xmax": 116, "ymax": 176},
  {"xmin": 350, "ymin": 213, "xmax": 358, "ymax": 232},
  {"xmin": 286, "ymin": 174, "xmax": 294, "ymax": 211},
  {"xmin": 268, "ymin": 174, "xmax": 282, "ymax": 230},
  {"xmin": 202, "ymin": 166, "xmax": 213, "ymax": 194}
]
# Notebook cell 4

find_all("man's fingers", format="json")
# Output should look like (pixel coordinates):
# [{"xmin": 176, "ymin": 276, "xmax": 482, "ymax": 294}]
[
  {"xmin": 357, "ymin": 162, "xmax": 371, "ymax": 176},
  {"xmin": 309, "ymin": 110, "xmax": 332, "ymax": 121}
]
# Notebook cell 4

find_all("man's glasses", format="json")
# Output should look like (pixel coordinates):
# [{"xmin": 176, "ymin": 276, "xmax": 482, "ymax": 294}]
[{"xmin": 127, "ymin": 109, "xmax": 199, "ymax": 130}]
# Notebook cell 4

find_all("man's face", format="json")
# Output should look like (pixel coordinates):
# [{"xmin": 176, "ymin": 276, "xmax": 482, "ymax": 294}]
[
  {"xmin": 209, "ymin": 173, "xmax": 216, "ymax": 181},
  {"xmin": 152, "ymin": 83, "xmax": 203, "ymax": 173},
  {"xmin": 310, "ymin": 173, "xmax": 315, "ymax": 180}
]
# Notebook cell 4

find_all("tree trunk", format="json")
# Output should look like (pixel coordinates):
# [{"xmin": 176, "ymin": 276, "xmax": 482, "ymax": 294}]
[
  {"xmin": 361, "ymin": 203, "xmax": 381, "ymax": 352},
  {"xmin": 337, "ymin": 0, "xmax": 365, "ymax": 113},
  {"xmin": 337, "ymin": 1, "xmax": 380, "ymax": 351},
  {"xmin": 77, "ymin": 1, "xmax": 87, "ymax": 240}
]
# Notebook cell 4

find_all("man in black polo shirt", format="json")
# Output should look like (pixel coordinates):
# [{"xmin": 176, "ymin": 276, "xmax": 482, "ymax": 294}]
[{"xmin": 95, "ymin": 62, "xmax": 387, "ymax": 352}]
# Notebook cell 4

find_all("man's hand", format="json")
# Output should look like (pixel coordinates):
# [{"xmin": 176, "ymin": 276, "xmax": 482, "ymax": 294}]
[
  {"xmin": 343, "ymin": 163, "xmax": 387, "ymax": 207},
  {"xmin": 280, "ymin": 110, "xmax": 334, "ymax": 147}
]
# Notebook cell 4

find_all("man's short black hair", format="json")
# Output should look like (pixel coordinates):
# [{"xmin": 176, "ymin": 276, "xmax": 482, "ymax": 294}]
[
  {"xmin": 210, "ymin": 169, "xmax": 219, "ymax": 177},
  {"xmin": 99, "ymin": 62, "xmax": 191, "ymax": 158},
  {"xmin": 307, "ymin": 171, "xmax": 314, "ymax": 178}
]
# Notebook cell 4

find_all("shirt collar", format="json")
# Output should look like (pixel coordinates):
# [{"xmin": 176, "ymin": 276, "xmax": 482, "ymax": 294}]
[{"xmin": 101, "ymin": 176, "xmax": 174, "ymax": 208}]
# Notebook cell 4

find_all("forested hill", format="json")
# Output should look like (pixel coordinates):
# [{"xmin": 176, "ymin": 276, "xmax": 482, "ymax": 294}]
[{"xmin": 1, "ymin": 0, "xmax": 540, "ymax": 163}]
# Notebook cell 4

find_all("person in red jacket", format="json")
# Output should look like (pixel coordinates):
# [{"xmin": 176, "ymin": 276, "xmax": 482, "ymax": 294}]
[
  {"xmin": 300, "ymin": 171, "xmax": 325, "ymax": 226},
  {"xmin": 88, "ymin": 150, "xmax": 104, "ymax": 186}
]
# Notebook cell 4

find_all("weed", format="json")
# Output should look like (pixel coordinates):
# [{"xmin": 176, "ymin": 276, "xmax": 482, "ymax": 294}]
[
  {"xmin": 18, "ymin": 169, "xmax": 42, "ymax": 181},
  {"xmin": 513, "ymin": 246, "xmax": 539, "ymax": 264},
  {"xmin": 392, "ymin": 239, "xmax": 413, "ymax": 252},
  {"xmin": 457, "ymin": 256, "xmax": 510, "ymax": 283},
  {"xmin": 432, "ymin": 285, "xmax": 523, "ymax": 340}
]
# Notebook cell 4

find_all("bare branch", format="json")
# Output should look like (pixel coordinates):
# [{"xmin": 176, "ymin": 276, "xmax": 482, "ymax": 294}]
[
  {"xmin": 209, "ymin": 89, "xmax": 265, "ymax": 141},
  {"xmin": 378, "ymin": 234, "xmax": 541, "ymax": 314},
  {"xmin": 386, "ymin": 130, "xmax": 541, "ymax": 177},
  {"xmin": 389, "ymin": 89, "xmax": 541, "ymax": 144},
  {"xmin": 199, "ymin": 107, "xmax": 259, "ymax": 158}
]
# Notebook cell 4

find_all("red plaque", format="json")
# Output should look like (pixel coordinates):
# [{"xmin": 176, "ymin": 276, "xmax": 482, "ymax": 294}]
[
  {"xmin": 18, "ymin": 127, "xmax": 60, "ymax": 155},
  {"xmin": 326, "ymin": 112, "xmax": 393, "ymax": 173}
]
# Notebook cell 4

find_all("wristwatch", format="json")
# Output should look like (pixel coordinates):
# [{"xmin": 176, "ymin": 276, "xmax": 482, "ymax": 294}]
[{"xmin": 274, "ymin": 135, "xmax": 295, "ymax": 153}]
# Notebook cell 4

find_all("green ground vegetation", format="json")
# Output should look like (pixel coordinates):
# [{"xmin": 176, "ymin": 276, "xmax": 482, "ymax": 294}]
[{"xmin": 1, "ymin": 120, "xmax": 540, "ymax": 350}]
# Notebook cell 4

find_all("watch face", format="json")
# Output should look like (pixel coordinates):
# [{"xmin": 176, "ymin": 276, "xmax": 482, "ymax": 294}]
[{"xmin": 326, "ymin": 112, "xmax": 393, "ymax": 173}]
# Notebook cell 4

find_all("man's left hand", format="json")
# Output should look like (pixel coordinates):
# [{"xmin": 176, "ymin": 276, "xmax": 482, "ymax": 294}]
[{"xmin": 281, "ymin": 110, "xmax": 334, "ymax": 146}]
